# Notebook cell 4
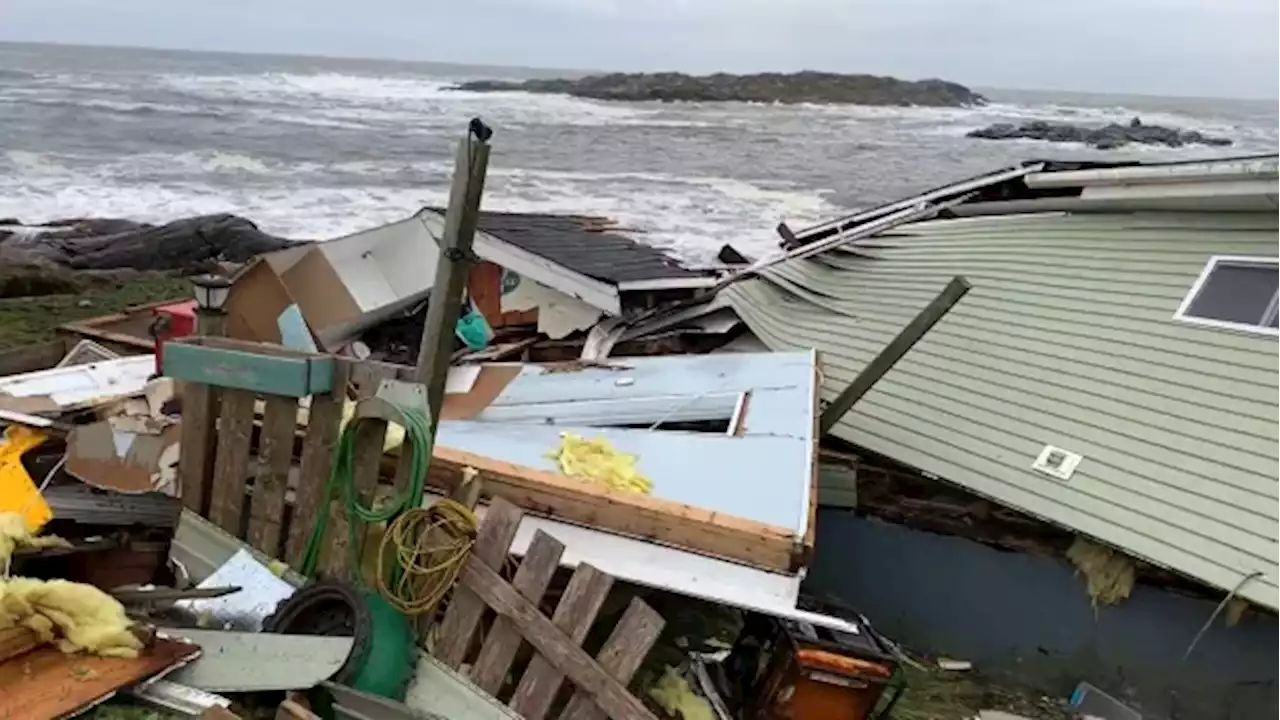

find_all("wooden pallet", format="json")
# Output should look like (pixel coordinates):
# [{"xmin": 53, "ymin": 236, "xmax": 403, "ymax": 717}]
[{"xmin": 434, "ymin": 498, "xmax": 665, "ymax": 720}]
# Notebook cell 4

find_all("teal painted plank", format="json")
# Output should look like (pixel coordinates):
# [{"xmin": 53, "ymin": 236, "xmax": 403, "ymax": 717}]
[{"xmin": 162, "ymin": 343, "xmax": 334, "ymax": 397}]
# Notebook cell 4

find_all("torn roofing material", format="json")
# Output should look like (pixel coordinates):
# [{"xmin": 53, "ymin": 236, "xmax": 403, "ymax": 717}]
[
  {"xmin": 724, "ymin": 210, "xmax": 1279, "ymax": 610},
  {"xmin": 425, "ymin": 207, "xmax": 711, "ymax": 287}
]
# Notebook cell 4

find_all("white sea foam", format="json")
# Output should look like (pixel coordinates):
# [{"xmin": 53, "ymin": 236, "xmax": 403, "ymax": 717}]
[
  {"xmin": 0, "ymin": 150, "xmax": 837, "ymax": 261},
  {"xmin": 5, "ymin": 61, "xmax": 1273, "ymax": 268}
]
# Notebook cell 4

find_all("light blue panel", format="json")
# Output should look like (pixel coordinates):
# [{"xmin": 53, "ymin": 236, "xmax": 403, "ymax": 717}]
[
  {"xmin": 435, "ymin": 420, "xmax": 811, "ymax": 533},
  {"xmin": 477, "ymin": 351, "xmax": 817, "ymax": 439}
]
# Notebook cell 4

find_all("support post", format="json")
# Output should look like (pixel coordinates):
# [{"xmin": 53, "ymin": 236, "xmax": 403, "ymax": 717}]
[
  {"xmin": 818, "ymin": 276, "xmax": 971, "ymax": 435},
  {"xmin": 414, "ymin": 118, "xmax": 493, "ymax": 429}
]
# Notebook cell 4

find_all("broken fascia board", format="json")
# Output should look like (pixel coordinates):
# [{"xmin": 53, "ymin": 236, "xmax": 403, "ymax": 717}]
[
  {"xmin": 616, "ymin": 276, "xmax": 720, "ymax": 292},
  {"xmin": 427, "ymin": 492, "xmax": 858, "ymax": 635},
  {"xmin": 436, "ymin": 421, "xmax": 811, "ymax": 533},
  {"xmin": 790, "ymin": 162, "xmax": 1045, "ymax": 243},
  {"xmin": 471, "ymin": 350, "xmax": 817, "ymax": 439},
  {"xmin": 418, "ymin": 209, "xmax": 623, "ymax": 315},
  {"xmin": 0, "ymin": 355, "xmax": 155, "ymax": 410}
]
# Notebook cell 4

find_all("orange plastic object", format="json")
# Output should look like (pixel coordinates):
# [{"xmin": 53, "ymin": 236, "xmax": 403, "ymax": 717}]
[{"xmin": 760, "ymin": 644, "xmax": 894, "ymax": 720}]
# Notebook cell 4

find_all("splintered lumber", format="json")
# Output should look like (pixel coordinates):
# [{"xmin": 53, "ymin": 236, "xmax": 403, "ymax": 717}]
[
  {"xmin": 429, "ymin": 447, "xmax": 799, "ymax": 572},
  {"xmin": 433, "ymin": 498, "xmax": 663, "ymax": 720}
]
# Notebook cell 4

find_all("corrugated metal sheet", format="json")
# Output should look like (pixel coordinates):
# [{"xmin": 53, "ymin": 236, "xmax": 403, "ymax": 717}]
[{"xmin": 723, "ymin": 211, "xmax": 1280, "ymax": 609}]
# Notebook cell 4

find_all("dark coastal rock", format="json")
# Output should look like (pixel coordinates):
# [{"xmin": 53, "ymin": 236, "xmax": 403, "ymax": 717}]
[
  {"xmin": 966, "ymin": 118, "xmax": 1233, "ymax": 150},
  {"xmin": 0, "ymin": 214, "xmax": 305, "ymax": 273},
  {"xmin": 454, "ymin": 71, "xmax": 987, "ymax": 107}
]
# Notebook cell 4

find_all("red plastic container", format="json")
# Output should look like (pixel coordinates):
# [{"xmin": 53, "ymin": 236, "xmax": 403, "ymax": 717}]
[{"xmin": 150, "ymin": 299, "xmax": 197, "ymax": 375}]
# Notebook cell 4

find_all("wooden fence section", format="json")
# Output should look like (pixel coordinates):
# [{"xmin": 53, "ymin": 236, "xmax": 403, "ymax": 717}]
[
  {"xmin": 170, "ymin": 336, "xmax": 355, "ymax": 577},
  {"xmin": 436, "ymin": 498, "xmax": 665, "ymax": 720}
]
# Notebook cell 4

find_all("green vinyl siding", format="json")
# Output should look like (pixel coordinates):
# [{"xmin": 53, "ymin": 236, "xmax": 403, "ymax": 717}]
[{"xmin": 726, "ymin": 211, "xmax": 1280, "ymax": 609}]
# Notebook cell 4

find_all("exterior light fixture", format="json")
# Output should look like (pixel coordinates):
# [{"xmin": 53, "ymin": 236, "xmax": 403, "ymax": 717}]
[{"xmin": 191, "ymin": 274, "xmax": 232, "ymax": 312}]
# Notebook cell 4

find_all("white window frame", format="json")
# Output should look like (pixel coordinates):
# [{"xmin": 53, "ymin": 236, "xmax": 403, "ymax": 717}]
[{"xmin": 1173, "ymin": 255, "xmax": 1280, "ymax": 337}]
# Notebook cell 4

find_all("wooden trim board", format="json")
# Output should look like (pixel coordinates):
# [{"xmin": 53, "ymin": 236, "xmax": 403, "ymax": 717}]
[{"xmin": 429, "ymin": 447, "xmax": 798, "ymax": 572}]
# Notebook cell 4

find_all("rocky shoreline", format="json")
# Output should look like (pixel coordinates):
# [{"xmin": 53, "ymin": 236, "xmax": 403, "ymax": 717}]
[
  {"xmin": 0, "ymin": 214, "xmax": 303, "ymax": 298},
  {"xmin": 966, "ymin": 118, "xmax": 1233, "ymax": 150},
  {"xmin": 453, "ymin": 71, "xmax": 987, "ymax": 107}
]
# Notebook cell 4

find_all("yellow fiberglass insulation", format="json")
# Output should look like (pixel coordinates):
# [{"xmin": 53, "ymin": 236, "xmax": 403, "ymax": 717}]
[
  {"xmin": 648, "ymin": 666, "xmax": 714, "ymax": 720},
  {"xmin": 548, "ymin": 432, "xmax": 653, "ymax": 494},
  {"xmin": 0, "ymin": 511, "xmax": 72, "ymax": 570},
  {"xmin": 0, "ymin": 577, "xmax": 143, "ymax": 658}
]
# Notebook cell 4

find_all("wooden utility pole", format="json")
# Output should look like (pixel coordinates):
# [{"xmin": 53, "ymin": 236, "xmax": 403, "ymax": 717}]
[{"xmin": 414, "ymin": 119, "xmax": 493, "ymax": 429}]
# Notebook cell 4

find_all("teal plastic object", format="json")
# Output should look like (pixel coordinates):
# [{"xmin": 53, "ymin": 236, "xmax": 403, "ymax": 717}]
[
  {"xmin": 455, "ymin": 306, "xmax": 494, "ymax": 351},
  {"xmin": 349, "ymin": 591, "xmax": 417, "ymax": 701}
]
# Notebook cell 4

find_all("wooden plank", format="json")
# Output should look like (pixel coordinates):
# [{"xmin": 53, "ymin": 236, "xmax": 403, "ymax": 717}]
[
  {"xmin": 558, "ymin": 598, "xmax": 665, "ymax": 720},
  {"xmin": 429, "ymin": 447, "xmax": 797, "ymax": 572},
  {"xmin": 163, "ymin": 342, "xmax": 335, "ymax": 397},
  {"xmin": 509, "ymin": 564, "xmax": 614, "ymax": 720},
  {"xmin": 434, "ymin": 498, "xmax": 525, "ymax": 669},
  {"xmin": 248, "ymin": 394, "xmax": 299, "ymax": 557},
  {"xmin": 178, "ymin": 380, "xmax": 218, "ymax": 516},
  {"xmin": 465, "ymin": 559, "xmax": 656, "ymax": 720},
  {"xmin": 344, "ymin": 414, "xmax": 388, "ymax": 582},
  {"xmin": 209, "ymin": 388, "xmax": 257, "ymax": 535},
  {"xmin": 818, "ymin": 275, "xmax": 970, "ymax": 434},
  {"xmin": 285, "ymin": 364, "xmax": 348, "ymax": 569},
  {"xmin": 470, "ymin": 530, "xmax": 566, "ymax": 695}
]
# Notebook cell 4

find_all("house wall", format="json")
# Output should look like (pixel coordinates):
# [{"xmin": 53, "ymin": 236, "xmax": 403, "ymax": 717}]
[
  {"xmin": 725, "ymin": 211, "xmax": 1280, "ymax": 610},
  {"xmin": 805, "ymin": 508, "xmax": 1279, "ymax": 720}
]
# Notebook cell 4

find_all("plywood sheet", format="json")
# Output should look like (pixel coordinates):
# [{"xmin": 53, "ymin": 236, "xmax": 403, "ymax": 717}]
[{"xmin": 0, "ymin": 637, "xmax": 200, "ymax": 720}]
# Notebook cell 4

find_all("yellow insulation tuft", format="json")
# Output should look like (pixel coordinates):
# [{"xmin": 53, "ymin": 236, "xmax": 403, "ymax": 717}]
[
  {"xmin": 548, "ymin": 432, "xmax": 652, "ymax": 494},
  {"xmin": 1066, "ymin": 536, "xmax": 1135, "ymax": 608},
  {"xmin": 0, "ymin": 577, "xmax": 142, "ymax": 657},
  {"xmin": 647, "ymin": 666, "xmax": 714, "ymax": 720},
  {"xmin": 0, "ymin": 511, "xmax": 72, "ymax": 571}
]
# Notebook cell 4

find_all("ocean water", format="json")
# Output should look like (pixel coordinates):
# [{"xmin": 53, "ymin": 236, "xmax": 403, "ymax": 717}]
[{"xmin": 2, "ymin": 41, "xmax": 1276, "ymax": 263}]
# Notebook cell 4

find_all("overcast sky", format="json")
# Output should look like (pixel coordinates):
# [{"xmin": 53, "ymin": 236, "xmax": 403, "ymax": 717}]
[{"xmin": 1, "ymin": 0, "xmax": 1276, "ymax": 99}]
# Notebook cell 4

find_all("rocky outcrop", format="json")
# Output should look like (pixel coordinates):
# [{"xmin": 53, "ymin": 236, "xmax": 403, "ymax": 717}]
[
  {"xmin": 966, "ymin": 118, "xmax": 1233, "ymax": 150},
  {"xmin": 0, "ymin": 214, "xmax": 304, "ymax": 273},
  {"xmin": 454, "ymin": 71, "xmax": 987, "ymax": 107}
]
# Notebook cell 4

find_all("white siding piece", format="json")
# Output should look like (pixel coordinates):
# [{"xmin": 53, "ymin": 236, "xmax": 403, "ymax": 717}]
[
  {"xmin": 724, "ymin": 210, "xmax": 1280, "ymax": 610},
  {"xmin": 431, "ymin": 493, "xmax": 859, "ymax": 634},
  {"xmin": 0, "ymin": 355, "xmax": 155, "ymax": 408}
]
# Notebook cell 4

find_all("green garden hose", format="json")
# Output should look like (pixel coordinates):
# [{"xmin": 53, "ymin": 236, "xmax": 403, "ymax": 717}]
[{"xmin": 298, "ymin": 402, "xmax": 433, "ymax": 581}]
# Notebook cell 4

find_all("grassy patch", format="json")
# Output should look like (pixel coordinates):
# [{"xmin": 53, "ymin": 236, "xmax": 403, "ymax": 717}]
[
  {"xmin": 888, "ymin": 664, "xmax": 1073, "ymax": 720},
  {"xmin": 0, "ymin": 276, "xmax": 189, "ymax": 352}
]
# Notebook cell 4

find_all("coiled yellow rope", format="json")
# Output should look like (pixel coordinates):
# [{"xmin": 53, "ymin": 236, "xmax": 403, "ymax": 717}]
[{"xmin": 376, "ymin": 498, "xmax": 478, "ymax": 617}]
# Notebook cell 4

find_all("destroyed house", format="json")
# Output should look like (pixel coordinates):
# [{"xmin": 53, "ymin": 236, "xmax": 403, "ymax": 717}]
[
  {"xmin": 722, "ymin": 154, "xmax": 1279, "ymax": 717},
  {"xmin": 223, "ymin": 208, "xmax": 717, "ymax": 353}
]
